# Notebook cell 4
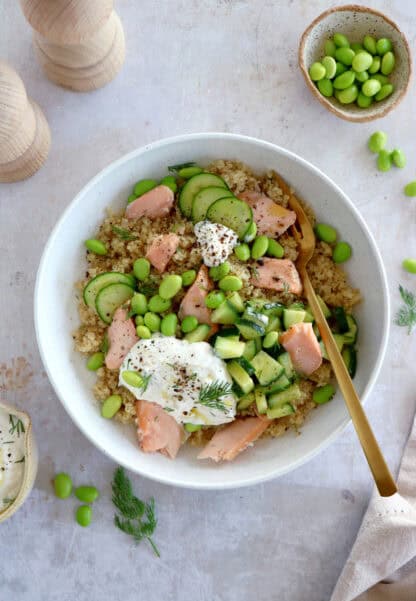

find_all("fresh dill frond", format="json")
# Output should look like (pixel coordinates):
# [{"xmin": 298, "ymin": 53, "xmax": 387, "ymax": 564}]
[
  {"xmin": 198, "ymin": 380, "xmax": 233, "ymax": 412},
  {"xmin": 137, "ymin": 280, "xmax": 158, "ymax": 296},
  {"xmin": 8, "ymin": 415, "xmax": 25, "ymax": 437},
  {"xmin": 140, "ymin": 373, "xmax": 152, "ymax": 392},
  {"xmin": 394, "ymin": 285, "xmax": 416, "ymax": 334},
  {"xmin": 111, "ymin": 225, "xmax": 138, "ymax": 241}
]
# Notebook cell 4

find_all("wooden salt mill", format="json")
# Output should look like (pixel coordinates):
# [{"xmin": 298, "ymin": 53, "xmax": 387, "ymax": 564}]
[
  {"xmin": 0, "ymin": 61, "xmax": 50, "ymax": 183},
  {"xmin": 19, "ymin": 0, "xmax": 125, "ymax": 92}
]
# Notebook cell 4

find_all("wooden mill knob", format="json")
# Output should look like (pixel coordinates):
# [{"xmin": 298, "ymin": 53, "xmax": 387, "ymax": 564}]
[
  {"xmin": 19, "ymin": 0, "xmax": 125, "ymax": 92},
  {"xmin": 0, "ymin": 61, "xmax": 50, "ymax": 182}
]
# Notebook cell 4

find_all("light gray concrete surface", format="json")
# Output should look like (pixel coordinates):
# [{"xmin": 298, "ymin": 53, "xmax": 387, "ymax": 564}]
[{"xmin": 1, "ymin": 1, "xmax": 416, "ymax": 600}]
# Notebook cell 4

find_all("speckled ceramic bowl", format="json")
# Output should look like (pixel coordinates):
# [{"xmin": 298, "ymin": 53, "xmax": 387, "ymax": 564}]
[{"xmin": 299, "ymin": 5, "xmax": 411, "ymax": 122}]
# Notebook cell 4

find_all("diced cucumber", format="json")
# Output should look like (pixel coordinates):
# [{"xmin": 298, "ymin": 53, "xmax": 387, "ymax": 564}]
[
  {"xmin": 214, "ymin": 336, "xmax": 245, "ymax": 359},
  {"xmin": 211, "ymin": 300, "xmax": 238, "ymax": 325},
  {"xmin": 343, "ymin": 314, "xmax": 358, "ymax": 345},
  {"xmin": 237, "ymin": 393, "xmax": 255, "ymax": 411},
  {"xmin": 179, "ymin": 173, "xmax": 228, "ymax": 217},
  {"xmin": 227, "ymin": 291, "xmax": 245, "ymax": 313},
  {"xmin": 317, "ymin": 295, "xmax": 331, "ymax": 318},
  {"xmin": 236, "ymin": 319, "xmax": 265, "ymax": 339},
  {"xmin": 277, "ymin": 352, "xmax": 295, "ymax": 379},
  {"xmin": 333, "ymin": 334, "xmax": 344, "ymax": 352},
  {"xmin": 242, "ymin": 339, "xmax": 258, "ymax": 361},
  {"xmin": 251, "ymin": 350, "xmax": 284, "ymax": 386},
  {"xmin": 289, "ymin": 302, "xmax": 305, "ymax": 310},
  {"xmin": 303, "ymin": 309, "xmax": 314, "ymax": 323},
  {"xmin": 184, "ymin": 324, "xmax": 211, "ymax": 342},
  {"xmin": 263, "ymin": 301, "xmax": 284, "ymax": 316},
  {"xmin": 206, "ymin": 197, "xmax": 253, "ymax": 240},
  {"xmin": 267, "ymin": 383, "xmax": 301, "ymax": 409},
  {"xmin": 243, "ymin": 306, "xmax": 269, "ymax": 327},
  {"xmin": 83, "ymin": 272, "xmax": 135, "ymax": 309},
  {"xmin": 332, "ymin": 307, "xmax": 349, "ymax": 333},
  {"xmin": 313, "ymin": 323, "xmax": 321, "ymax": 339},
  {"xmin": 266, "ymin": 403, "xmax": 295, "ymax": 419},
  {"xmin": 259, "ymin": 374, "xmax": 291, "ymax": 395},
  {"xmin": 253, "ymin": 337, "xmax": 262, "ymax": 353},
  {"xmin": 95, "ymin": 283, "xmax": 135, "ymax": 324},
  {"xmin": 263, "ymin": 344, "xmax": 280, "ymax": 360},
  {"xmin": 265, "ymin": 315, "xmax": 281, "ymax": 333},
  {"xmin": 319, "ymin": 341, "xmax": 329, "ymax": 360},
  {"xmin": 227, "ymin": 361, "xmax": 255, "ymax": 395},
  {"xmin": 234, "ymin": 356, "xmax": 255, "ymax": 376},
  {"xmin": 283, "ymin": 308, "xmax": 306, "ymax": 329},
  {"xmin": 191, "ymin": 186, "xmax": 234, "ymax": 222},
  {"xmin": 255, "ymin": 390, "xmax": 268, "ymax": 414},
  {"xmin": 217, "ymin": 326, "xmax": 239, "ymax": 337},
  {"xmin": 342, "ymin": 346, "xmax": 357, "ymax": 378}
]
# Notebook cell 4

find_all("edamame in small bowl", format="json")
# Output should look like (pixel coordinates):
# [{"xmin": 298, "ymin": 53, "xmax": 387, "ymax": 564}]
[{"xmin": 299, "ymin": 5, "xmax": 411, "ymax": 122}]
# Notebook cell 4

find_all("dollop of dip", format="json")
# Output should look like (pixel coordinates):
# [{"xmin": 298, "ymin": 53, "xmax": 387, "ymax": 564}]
[
  {"xmin": 194, "ymin": 220, "xmax": 238, "ymax": 267},
  {"xmin": 119, "ymin": 337, "xmax": 237, "ymax": 426},
  {"xmin": 0, "ymin": 407, "xmax": 26, "ymax": 513}
]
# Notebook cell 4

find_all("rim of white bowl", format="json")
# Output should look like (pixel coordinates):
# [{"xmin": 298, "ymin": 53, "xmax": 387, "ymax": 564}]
[{"xmin": 34, "ymin": 132, "xmax": 390, "ymax": 490}]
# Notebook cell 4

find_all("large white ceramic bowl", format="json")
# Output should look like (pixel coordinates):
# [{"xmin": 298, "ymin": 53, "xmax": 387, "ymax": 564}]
[{"xmin": 35, "ymin": 133, "xmax": 389, "ymax": 490}]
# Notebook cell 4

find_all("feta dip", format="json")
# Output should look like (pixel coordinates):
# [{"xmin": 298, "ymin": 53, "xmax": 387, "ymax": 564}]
[
  {"xmin": 194, "ymin": 220, "xmax": 238, "ymax": 267},
  {"xmin": 0, "ymin": 408, "xmax": 26, "ymax": 513},
  {"xmin": 119, "ymin": 336, "xmax": 237, "ymax": 426}
]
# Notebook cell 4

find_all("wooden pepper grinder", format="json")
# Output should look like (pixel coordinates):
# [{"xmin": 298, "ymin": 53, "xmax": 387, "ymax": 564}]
[
  {"xmin": 19, "ymin": 0, "xmax": 125, "ymax": 92},
  {"xmin": 0, "ymin": 61, "xmax": 51, "ymax": 182}
]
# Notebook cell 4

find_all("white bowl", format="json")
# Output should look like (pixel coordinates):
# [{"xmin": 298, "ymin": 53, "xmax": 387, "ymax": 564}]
[{"xmin": 34, "ymin": 133, "xmax": 389, "ymax": 490}]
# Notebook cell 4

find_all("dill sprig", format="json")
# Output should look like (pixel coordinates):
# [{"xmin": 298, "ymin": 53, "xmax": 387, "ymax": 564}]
[
  {"xmin": 140, "ymin": 373, "xmax": 152, "ymax": 392},
  {"xmin": 198, "ymin": 380, "xmax": 233, "ymax": 412},
  {"xmin": 112, "ymin": 467, "xmax": 159, "ymax": 557},
  {"xmin": 9, "ymin": 415, "xmax": 25, "ymax": 437},
  {"xmin": 395, "ymin": 285, "xmax": 416, "ymax": 334},
  {"xmin": 137, "ymin": 280, "xmax": 158, "ymax": 296},
  {"xmin": 111, "ymin": 225, "xmax": 138, "ymax": 241}
]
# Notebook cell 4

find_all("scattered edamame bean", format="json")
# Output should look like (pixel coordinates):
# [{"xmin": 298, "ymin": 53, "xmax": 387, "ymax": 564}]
[
  {"xmin": 148, "ymin": 294, "xmax": 171, "ymax": 313},
  {"xmin": 54, "ymin": 472, "xmax": 72, "ymax": 499},
  {"xmin": 372, "ymin": 73, "xmax": 389, "ymax": 85},
  {"xmin": 354, "ymin": 70, "xmax": 369, "ymax": 83},
  {"xmin": 350, "ymin": 42, "xmax": 364, "ymax": 53},
  {"xmin": 375, "ymin": 84, "xmax": 394, "ymax": 101},
  {"xmin": 333, "ymin": 70, "xmax": 355, "ymax": 90},
  {"xmin": 404, "ymin": 181, "xmax": 416, "ymax": 197},
  {"xmin": 160, "ymin": 313, "xmax": 178, "ymax": 336},
  {"xmin": 181, "ymin": 269, "xmax": 197, "ymax": 287},
  {"xmin": 85, "ymin": 239, "xmax": 107, "ymax": 255},
  {"xmin": 251, "ymin": 235, "xmax": 269, "ymax": 259},
  {"xmin": 335, "ymin": 47, "xmax": 355, "ymax": 66},
  {"xmin": 86, "ymin": 352, "xmax": 104, "ymax": 371},
  {"xmin": 333, "ymin": 33, "xmax": 350, "ymax": 48},
  {"xmin": 218, "ymin": 275, "xmax": 243, "ymax": 292},
  {"xmin": 318, "ymin": 78, "xmax": 333, "ymax": 97},
  {"xmin": 368, "ymin": 131, "xmax": 387, "ymax": 153},
  {"xmin": 357, "ymin": 92, "xmax": 373, "ymax": 108},
  {"xmin": 313, "ymin": 384, "xmax": 335, "ymax": 404},
  {"xmin": 322, "ymin": 56, "xmax": 337, "ymax": 78},
  {"xmin": 234, "ymin": 243, "xmax": 251, "ymax": 262},
  {"xmin": 363, "ymin": 35, "xmax": 377, "ymax": 55},
  {"xmin": 133, "ymin": 258, "xmax": 151, "ymax": 281},
  {"xmin": 136, "ymin": 324, "xmax": 152, "ymax": 339},
  {"xmin": 362, "ymin": 78, "xmax": 381, "ymax": 97},
  {"xmin": 391, "ymin": 149, "xmax": 406, "ymax": 168},
  {"xmin": 127, "ymin": 193, "xmax": 137, "ymax": 204},
  {"xmin": 181, "ymin": 315, "xmax": 198, "ymax": 333},
  {"xmin": 309, "ymin": 62, "xmax": 326, "ymax": 81},
  {"xmin": 377, "ymin": 149, "xmax": 392, "ymax": 172},
  {"xmin": 332, "ymin": 241, "xmax": 352, "ymax": 263},
  {"xmin": 324, "ymin": 39, "xmax": 336, "ymax": 57},
  {"xmin": 337, "ymin": 84, "xmax": 358, "ymax": 104},
  {"xmin": 267, "ymin": 239, "xmax": 284, "ymax": 258},
  {"xmin": 133, "ymin": 179, "xmax": 157, "ymax": 197},
  {"xmin": 101, "ymin": 394, "xmax": 122, "ymax": 418},
  {"xmin": 184, "ymin": 423, "xmax": 202, "ymax": 433},
  {"xmin": 160, "ymin": 175, "xmax": 177, "ymax": 193},
  {"xmin": 75, "ymin": 486, "xmax": 99, "ymax": 504},
  {"xmin": 205, "ymin": 290, "xmax": 226, "ymax": 309},
  {"xmin": 122, "ymin": 370, "xmax": 144, "ymax": 387},
  {"xmin": 352, "ymin": 51, "xmax": 373, "ymax": 72},
  {"xmin": 403, "ymin": 259, "xmax": 416, "ymax": 274},
  {"xmin": 315, "ymin": 223, "xmax": 337, "ymax": 244},
  {"xmin": 144, "ymin": 312, "xmax": 161, "ymax": 332},
  {"xmin": 381, "ymin": 51, "xmax": 395, "ymax": 75},
  {"xmin": 135, "ymin": 315, "xmax": 144, "ymax": 326},
  {"xmin": 209, "ymin": 261, "xmax": 230, "ymax": 281},
  {"xmin": 131, "ymin": 292, "xmax": 148, "ymax": 315},
  {"xmin": 368, "ymin": 56, "xmax": 381, "ymax": 74},
  {"xmin": 263, "ymin": 331, "xmax": 279, "ymax": 349},
  {"xmin": 335, "ymin": 62, "xmax": 347, "ymax": 76},
  {"xmin": 178, "ymin": 166, "xmax": 203, "ymax": 179},
  {"xmin": 76, "ymin": 505, "xmax": 92, "ymax": 528},
  {"xmin": 159, "ymin": 274, "xmax": 183, "ymax": 300},
  {"xmin": 376, "ymin": 38, "xmax": 392, "ymax": 56},
  {"xmin": 243, "ymin": 221, "xmax": 257, "ymax": 242}
]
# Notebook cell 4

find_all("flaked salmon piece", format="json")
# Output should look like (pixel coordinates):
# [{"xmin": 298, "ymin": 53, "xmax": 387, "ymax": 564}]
[
  {"xmin": 178, "ymin": 264, "xmax": 214, "ymax": 324},
  {"xmin": 136, "ymin": 400, "xmax": 184, "ymax": 459},
  {"xmin": 239, "ymin": 191, "xmax": 296, "ymax": 237},
  {"xmin": 198, "ymin": 417, "xmax": 270, "ymax": 462},
  {"xmin": 125, "ymin": 185, "xmax": 175, "ymax": 220},
  {"xmin": 280, "ymin": 322, "xmax": 322, "ymax": 376},
  {"xmin": 252, "ymin": 257, "xmax": 302, "ymax": 295},
  {"xmin": 145, "ymin": 233, "xmax": 179, "ymax": 273},
  {"xmin": 105, "ymin": 307, "xmax": 138, "ymax": 370}
]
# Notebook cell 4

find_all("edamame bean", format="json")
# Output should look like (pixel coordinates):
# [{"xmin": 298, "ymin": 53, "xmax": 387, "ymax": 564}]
[
  {"xmin": 350, "ymin": 42, "xmax": 363, "ymax": 53},
  {"xmin": 86, "ymin": 352, "xmax": 104, "ymax": 371},
  {"xmin": 334, "ymin": 47, "xmax": 355, "ymax": 66},
  {"xmin": 133, "ymin": 258, "xmax": 151, "ymax": 281},
  {"xmin": 131, "ymin": 292, "xmax": 147, "ymax": 315},
  {"xmin": 391, "ymin": 149, "xmax": 406, "ymax": 168},
  {"xmin": 309, "ymin": 62, "xmax": 326, "ymax": 81},
  {"xmin": 85, "ymin": 239, "xmax": 107, "ymax": 255},
  {"xmin": 218, "ymin": 275, "xmax": 243, "ymax": 291},
  {"xmin": 337, "ymin": 84, "xmax": 358, "ymax": 104},
  {"xmin": 324, "ymin": 39, "xmax": 336, "ymax": 57},
  {"xmin": 76, "ymin": 505, "xmax": 92, "ymax": 527},
  {"xmin": 127, "ymin": 193, "xmax": 137, "ymax": 204},
  {"xmin": 144, "ymin": 312, "xmax": 161, "ymax": 332},
  {"xmin": 209, "ymin": 261, "xmax": 230, "ymax": 281},
  {"xmin": 403, "ymin": 259, "xmax": 416, "ymax": 274},
  {"xmin": 333, "ymin": 70, "xmax": 355, "ymax": 90},
  {"xmin": 363, "ymin": 35, "xmax": 377, "ymax": 55},
  {"xmin": 372, "ymin": 73, "xmax": 389, "ymax": 85},
  {"xmin": 133, "ymin": 179, "xmax": 157, "ymax": 197},
  {"xmin": 263, "ymin": 331, "xmax": 279, "ymax": 349},
  {"xmin": 148, "ymin": 294, "xmax": 171, "ymax": 313},
  {"xmin": 184, "ymin": 423, "xmax": 202, "ymax": 433},
  {"xmin": 368, "ymin": 131, "xmax": 387, "ymax": 153},
  {"xmin": 159, "ymin": 274, "xmax": 183, "ymax": 300},
  {"xmin": 234, "ymin": 243, "xmax": 251, "ymax": 261},
  {"xmin": 160, "ymin": 175, "xmax": 177, "ymax": 193},
  {"xmin": 267, "ymin": 239, "xmax": 284, "ymax": 258},
  {"xmin": 136, "ymin": 325, "xmax": 152, "ymax": 339},
  {"xmin": 178, "ymin": 166, "xmax": 203, "ymax": 179},
  {"xmin": 362, "ymin": 78, "xmax": 381, "ymax": 97},
  {"xmin": 375, "ymin": 84, "xmax": 394, "ymax": 101},
  {"xmin": 318, "ymin": 78, "xmax": 333, "ymax": 97},
  {"xmin": 376, "ymin": 38, "xmax": 392, "ymax": 56},
  {"xmin": 335, "ymin": 62, "xmax": 347, "ymax": 76},
  {"xmin": 181, "ymin": 315, "xmax": 198, "ymax": 333},
  {"xmin": 135, "ymin": 315, "xmax": 144, "ymax": 326},
  {"xmin": 101, "ymin": 394, "xmax": 122, "ymax": 418},
  {"xmin": 122, "ymin": 370, "xmax": 144, "ymax": 387},
  {"xmin": 352, "ymin": 51, "xmax": 373, "ymax": 72},
  {"xmin": 357, "ymin": 92, "xmax": 373, "ymax": 108},
  {"xmin": 322, "ymin": 56, "xmax": 337, "ymax": 79},
  {"xmin": 333, "ymin": 33, "xmax": 350, "ymax": 48},
  {"xmin": 75, "ymin": 486, "xmax": 99, "ymax": 504},
  {"xmin": 377, "ymin": 149, "xmax": 392, "ymax": 172},
  {"xmin": 381, "ymin": 51, "xmax": 395, "ymax": 75},
  {"xmin": 243, "ymin": 221, "xmax": 257, "ymax": 242},
  {"xmin": 368, "ymin": 56, "xmax": 381, "ymax": 74},
  {"xmin": 54, "ymin": 473, "xmax": 72, "ymax": 499},
  {"xmin": 315, "ymin": 223, "xmax": 337, "ymax": 244},
  {"xmin": 332, "ymin": 241, "xmax": 352, "ymax": 263},
  {"xmin": 161, "ymin": 313, "xmax": 178, "ymax": 336},
  {"xmin": 313, "ymin": 384, "xmax": 335, "ymax": 404},
  {"xmin": 205, "ymin": 290, "xmax": 226, "ymax": 309},
  {"xmin": 354, "ymin": 70, "xmax": 369, "ymax": 83},
  {"xmin": 251, "ymin": 235, "xmax": 269, "ymax": 259},
  {"xmin": 181, "ymin": 269, "xmax": 197, "ymax": 286},
  {"xmin": 404, "ymin": 181, "xmax": 416, "ymax": 197}
]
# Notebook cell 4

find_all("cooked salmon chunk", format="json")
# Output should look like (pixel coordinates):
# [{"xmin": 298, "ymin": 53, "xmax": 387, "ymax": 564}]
[
  {"xmin": 252, "ymin": 258, "xmax": 302, "ymax": 295},
  {"xmin": 136, "ymin": 400, "xmax": 184, "ymax": 459},
  {"xmin": 125, "ymin": 185, "xmax": 175, "ymax": 220},
  {"xmin": 145, "ymin": 233, "xmax": 179, "ymax": 273},
  {"xmin": 280, "ymin": 322, "xmax": 322, "ymax": 376},
  {"xmin": 178, "ymin": 264, "xmax": 214, "ymax": 324},
  {"xmin": 105, "ymin": 307, "xmax": 138, "ymax": 370},
  {"xmin": 239, "ymin": 191, "xmax": 296, "ymax": 237},
  {"xmin": 198, "ymin": 417, "xmax": 270, "ymax": 462}
]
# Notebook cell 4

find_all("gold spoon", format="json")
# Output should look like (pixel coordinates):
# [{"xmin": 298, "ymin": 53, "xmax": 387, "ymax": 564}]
[{"xmin": 274, "ymin": 174, "xmax": 397, "ymax": 497}]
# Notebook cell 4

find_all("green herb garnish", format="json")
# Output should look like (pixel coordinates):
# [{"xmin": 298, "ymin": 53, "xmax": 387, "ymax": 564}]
[
  {"xmin": 168, "ymin": 161, "xmax": 196, "ymax": 174},
  {"xmin": 2, "ymin": 497, "xmax": 16, "ymax": 506},
  {"xmin": 395, "ymin": 285, "xmax": 416, "ymax": 334},
  {"xmin": 111, "ymin": 225, "xmax": 138, "ymax": 241},
  {"xmin": 14, "ymin": 456, "xmax": 25, "ymax": 464},
  {"xmin": 198, "ymin": 380, "xmax": 233, "ymax": 412},
  {"xmin": 9, "ymin": 415, "xmax": 25, "ymax": 437},
  {"xmin": 140, "ymin": 373, "xmax": 152, "ymax": 392},
  {"xmin": 112, "ymin": 467, "xmax": 159, "ymax": 557},
  {"xmin": 138, "ymin": 280, "xmax": 158, "ymax": 296}
]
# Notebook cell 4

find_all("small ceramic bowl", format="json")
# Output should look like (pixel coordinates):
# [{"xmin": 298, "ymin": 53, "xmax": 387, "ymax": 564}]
[{"xmin": 299, "ymin": 5, "xmax": 412, "ymax": 122}]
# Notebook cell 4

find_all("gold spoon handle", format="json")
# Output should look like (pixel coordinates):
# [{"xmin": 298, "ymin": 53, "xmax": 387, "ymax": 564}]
[{"xmin": 303, "ymin": 272, "xmax": 397, "ymax": 497}]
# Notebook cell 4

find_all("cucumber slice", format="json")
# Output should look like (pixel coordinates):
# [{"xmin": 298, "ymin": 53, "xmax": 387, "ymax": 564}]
[
  {"xmin": 191, "ymin": 186, "xmax": 234, "ymax": 222},
  {"xmin": 265, "ymin": 315, "xmax": 281, "ymax": 333},
  {"xmin": 251, "ymin": 350, "xmax": 284, "ymax": 386},
  {"xmin": 83, "ymin": 272, "xmax": 135, "ymax": 309},
  {"xmin": 333, "ymin": 334, "xmax": 344, "ymax": 352},
  {"xmin": 332, "ymin": 307, "xmax": 349, "ymax": 333},
  {"xmin": 243, "ymin": 306, "xmax": 269, "ymax": 328},
  {"xmin": 242, "ymin": 339, "xmax": 257, "ymax": 361},
  {"xmin": 206, "ymin": 197, "xmax": 253, "ymax": 240},
  {"xmin": 342, "ymin": 346, "xmax": 357, "ymax": 378},
  {"xmin": 268, "ymin": 384, "xmax": 301, "ymax": 409},
  {"xmin": 179, "ymin": 174, "xmax": 228, "ymax": 217},
  {"xmin": 211, "ymin": 300, "xmax": 238, "ymax": 325},
  {"xmin": 277, "ymin": 352, "xmax": 295, "ymax": 379},
  {"xmin": 263, "ymin": 302, "xmax": 284, "ymax": 316},
  {"xmin": 255, "ymin": 390, "xmax": 268, "ymax": 414},
  {"xmin": 259, "ymin": 374, "xmax": 291, "ymax": 395},
  {"xmin": 227, "ymin": 361, "xmax": 255, "ymax": 395},
  {"xmin": 214, "ymin": 336, "xmax": 245, "ymax": 359},
  {"xmin": 236, "ymin": 319, "xmax": 265, "ymax": 339},
  {"xmin": 316, "ymin": 295, "xmax": 331, "ymax": 318},
  {"xmin": 184, "ymin": 324, "xmax": 211, "ymax": 342},
  {"xmin": 237, "ymin": 393, "xmax": 255, "ymax": 411},
  {"xmin": 234, "ymin": 356, "xmax": 255, "ymax": 376},
  {"xmin": 283, "ymin": 308, "xmax": 306, "ymax": 329},
  {"xmin": 226, "ymin": 291, "xmax": 245, "ymax": 313},
  {"xmin": 343, "ymin": 314, "xmax": 358, "ymax": 345},
  {"xmin": 266, "ymin": 403, "xmax": 295, "ymax": 419},
  {"xmin": 95, "ymin": 283, "xmax": 135, "ymax": 324}
]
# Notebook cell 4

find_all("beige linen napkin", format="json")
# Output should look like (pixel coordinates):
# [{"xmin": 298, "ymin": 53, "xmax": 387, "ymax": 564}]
[{"xmin": 331, "ymin": 414, "xmax": 416, "ymax": 601}]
